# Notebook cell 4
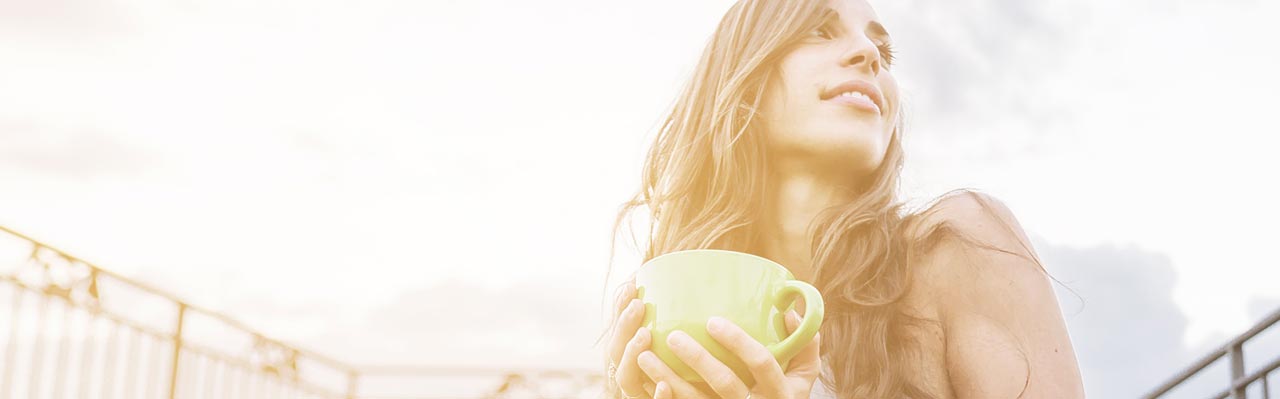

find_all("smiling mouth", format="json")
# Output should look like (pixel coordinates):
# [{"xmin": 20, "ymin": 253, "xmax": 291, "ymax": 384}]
[
  {"xmin": 819, "ymin": 80, "xmax": 885, "ymax": 114},
  {"xmin": 825, "ymin": 92, "xmax": 881, "ymax": 114}
]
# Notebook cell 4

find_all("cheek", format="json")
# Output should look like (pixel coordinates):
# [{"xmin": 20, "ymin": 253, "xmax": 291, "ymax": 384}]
[
  {"xmin": 760, "ymin": 76, "xmax": 819, "ymax": 129},
  {"xmin": 758, "ymin": 80, "xmax": 797, "ymax": 131},
  {"xmin": 779, "ymin": 67, "xmax": 822, "ymax": 114},
  {"xmin": 761, "ymin": 53, "xmax": 822, "ymax": 114},
  {"xmin": 880, "ymin": 75, "xmax": 900, "ymax": 116}
]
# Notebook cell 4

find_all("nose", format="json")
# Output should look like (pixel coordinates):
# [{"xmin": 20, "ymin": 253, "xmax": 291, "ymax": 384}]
[{"xmin": 838, "ymin": 38, "xmax": 882, "ymax": 75}]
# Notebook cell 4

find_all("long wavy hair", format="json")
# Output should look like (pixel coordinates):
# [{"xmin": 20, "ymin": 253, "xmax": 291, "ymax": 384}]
[{"xmin": 599, "ymin": 0, "xmax": 1054, "ymax": 397}]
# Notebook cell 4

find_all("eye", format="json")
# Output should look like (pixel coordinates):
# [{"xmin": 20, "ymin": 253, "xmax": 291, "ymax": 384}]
[
  {"xmin": 877, "ymin": 42, "xmax": 896, "ymax": 67},
  {"xmin": 809, "ymin": 24, "xmax": 835, "ymax": 40}
]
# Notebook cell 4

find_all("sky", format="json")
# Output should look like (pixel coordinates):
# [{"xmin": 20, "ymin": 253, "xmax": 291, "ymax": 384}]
[{"xmin": 1, "ymin": 0, "xmax": 1279, "ymax": 397}]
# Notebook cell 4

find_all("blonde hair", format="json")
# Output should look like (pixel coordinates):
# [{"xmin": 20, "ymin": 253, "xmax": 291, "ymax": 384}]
[{"xmin": 600, "ymin": 0, "xmax": 1052, "ymax": 397}]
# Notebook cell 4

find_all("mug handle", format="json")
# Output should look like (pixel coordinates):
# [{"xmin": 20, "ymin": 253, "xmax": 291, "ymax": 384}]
[{"xmin": 766, "ymin": 280, "xmax": 824, "ymax": 362}]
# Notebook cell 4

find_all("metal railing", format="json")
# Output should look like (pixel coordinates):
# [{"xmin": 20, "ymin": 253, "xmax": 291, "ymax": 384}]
[
  {"xmin": 0, "ymin": 225, "xmax": 603, "ymax": 399},
  {"xmin": 1145, "ymin": 306, "xmax": 1280, "ymax": 399}
]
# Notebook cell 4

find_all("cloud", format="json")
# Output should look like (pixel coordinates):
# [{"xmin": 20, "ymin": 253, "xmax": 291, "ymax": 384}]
[
  {"xmin": 277, "ymin": 273, "xmax": 607, "ymax": 397},
  {"xmin": 0, "ymin": 119, "xmax": 154, "ymax": 179},
  {"xmin": 1248, "ymin": 297, "xmax": 1280, "ymax": 323},
  {"xmin": 301, "ymin": 270, "xmax": 607, "ymax": 367},
  {"xmin": 1035, "ymin": 239, "xmax": 1277, "ymax": 398},
  {"xmin": 872, "ymin": 0, "xmax": 1094, "ymax": 174},
  {"xmin": 1148, "ymin": 295, "xmax": 1280, "ymax": 399},
  {"xmin": 0, "ymin": 0, "xmax": 136, "ymax": 38},
  {"xmin": 877, "ymin": 0, "xmax": 1083, "ymax": 124},
  {"xmin": 1032, "ymin": 236, "xmax": 1193, "ymax": 398}
]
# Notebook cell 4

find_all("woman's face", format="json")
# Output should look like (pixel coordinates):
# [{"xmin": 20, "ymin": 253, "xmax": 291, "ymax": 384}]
[{"xmin": 759, "ymin": 0, "xmax": 899, "ymax": 176}]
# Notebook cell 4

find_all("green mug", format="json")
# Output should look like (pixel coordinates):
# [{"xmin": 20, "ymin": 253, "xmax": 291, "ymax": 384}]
[{"xmin": 635, "ymin": 249, "xmax": 824, "ymax": 386}]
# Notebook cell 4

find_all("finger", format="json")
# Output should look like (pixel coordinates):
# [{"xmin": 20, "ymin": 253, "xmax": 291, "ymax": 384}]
[
  {"xmin": 643, "ymin": 382, "xmax": 656, "ymax": 398},
  {"xmin": 654, "ymin": 381, "xmax": 673, "ymax": 399},
  {"xmin": 609, "ymin": 299, "xmax": 646, "ymax": 363},
  {"xmin": 666, "ymin": 330, "xmax": 748, "ymax": 398},
  {"xmin": 782, "ymin": 312, "xmax": 822, "ymax": 377},
  {"xmin": 706, "ymin": 316, "xmax": 786, "ymax": 391},
  {"xmin": 613, "ymin": 281, "xmax": 637, "ymax": 319},
  {"xmin": 785, "ymin": 330, "xmax": 822, "ymax": 378},
  {"xmin": 615, "ymin": 327, "xmax": 652, "ymax": 397},
  {"xmin": 784, "ymin": 310, "xmax": 801, "ymax": 333},
  {"xmin": 636, "ymin": 350, "xmax": 702, "ymax": 398}
]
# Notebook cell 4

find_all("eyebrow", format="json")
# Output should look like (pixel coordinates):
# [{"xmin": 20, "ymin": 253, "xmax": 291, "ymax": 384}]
[
  {"xmin": 866, "ymin": 20, "xmax": 892, "ymax": 42},
  {"xmin": 826, "ymin": 8, "xmax": 893, "ymax": 42}
]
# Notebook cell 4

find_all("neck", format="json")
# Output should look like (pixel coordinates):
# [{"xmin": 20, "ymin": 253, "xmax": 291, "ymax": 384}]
[{"xmin": 758, "ymin": 160, "xmax": 864, "ymax": 283}]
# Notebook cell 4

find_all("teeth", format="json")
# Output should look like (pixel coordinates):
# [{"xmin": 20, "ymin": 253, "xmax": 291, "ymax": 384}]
[{"xmin": 840, "ymin": 91, "xmax": 871, "ymax": 100}]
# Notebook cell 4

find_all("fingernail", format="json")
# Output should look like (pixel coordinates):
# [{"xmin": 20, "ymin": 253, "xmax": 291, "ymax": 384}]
[
  {"xmin": 667, "ymin": 330, "xmax": 689, "ymax": 348},
  {"xmin": 638, "ymin": 327, "xmax": 650, "ymax": 343},
  {"xmin": 707, "ymin": 316, "xmax": 728, "ymax": 332},
  {"xmin": 638, "ymin": 350, "xmax": 656, "ymax": 363}
]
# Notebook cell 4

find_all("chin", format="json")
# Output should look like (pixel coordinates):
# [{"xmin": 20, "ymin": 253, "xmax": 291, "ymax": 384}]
[
  {"xmin": 814, "ymin": 127, "xmax": 886, "ymax": 154},
  {"xmin": 764, "ymin": 117, "xmax": 890, "ymax": 159},
  {"xmin": 770, "ymin": 133, "xmax": 886, "ymax": 171}
]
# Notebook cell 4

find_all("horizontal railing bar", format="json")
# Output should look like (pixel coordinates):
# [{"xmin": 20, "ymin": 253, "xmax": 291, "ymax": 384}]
[
  {"xmin": 0, "ymin": 225, "xmax": 180, "ymax": 301},
  {"xmin": 1208, "ymin": 355, "xmax": 1280, "ymax": 399},
  {"xmin": 6, "ymin": 273, "xmax": 346, "ymax": 398},
  {"xmin": 2, "ymin": 274, "xmax": 172, "ymax": 340},
  {"xmin": 1227, "ymin": 307, "xmax": 1280, "ymax": 353},
  {"xmin": 1145, "ymin": 305, "xmax": 1280, "ymax": 398},
  {"xmin": 1144, "ymin": 348, "xmax": 1228, "ymax": 398},
  {"xmin": 0, "ymin": 224, "xmax": 358, "ymax": 374},
  {"xmin": 2, "ymin": 223, "xmax": 612, "ymax": 397},
  {"xmin": 4, "ymin": 277, "xmax": 350, "ymax": 398},
  {"xmin": 177, "ymin": 339, "xmax": 353, "ymax": 398}
]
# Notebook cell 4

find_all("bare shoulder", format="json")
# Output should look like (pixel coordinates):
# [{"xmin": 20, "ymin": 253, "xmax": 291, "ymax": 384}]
[
  {"xmin": 909, "ymin": 190, "xmax": 1086, "ymax": 398},
  {"xmin": 913, "ymin": 190, "xmax": 1036, "ymax": 259},
  {"xmin": 908, "ymin": 190, "xmax": 1041, "ymax": 300}
]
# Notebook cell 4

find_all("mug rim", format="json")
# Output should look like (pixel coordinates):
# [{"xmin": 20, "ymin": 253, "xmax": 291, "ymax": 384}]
[{"xmin": 642, "ymin": 249, "xmax": 795, "ymax": 279}]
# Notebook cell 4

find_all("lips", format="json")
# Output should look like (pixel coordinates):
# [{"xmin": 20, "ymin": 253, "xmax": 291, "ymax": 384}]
[{"xmin": 820, "ymin": 80, "xmax": 885, "ymax": 113}]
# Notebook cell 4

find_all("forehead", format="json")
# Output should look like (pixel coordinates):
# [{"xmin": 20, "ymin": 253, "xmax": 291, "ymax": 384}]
[{"xmin": 824, "ymin": 0, "xmax": 881, "ymax": 26}]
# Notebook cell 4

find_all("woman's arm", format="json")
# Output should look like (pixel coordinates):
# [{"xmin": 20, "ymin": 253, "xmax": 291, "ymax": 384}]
[{"xmin": 922, "ymin": 192, "xmax": 1086, "ymax": 398}]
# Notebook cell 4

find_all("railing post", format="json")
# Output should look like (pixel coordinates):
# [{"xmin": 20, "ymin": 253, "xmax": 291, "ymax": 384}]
[
  {"xmin": 168, "ymin": 304, "xmax": 187, "ymax": 399},
  {"xmin": 1231, "ymin": 342, "xmax": 1247, "ymax": 399},
  {"xmin": 1, "ymin": 286, "xmax": 24, "ymax": 399},
  {"xmin": 1262, "ymin": 374, "xmax": 1270, "ymax": 399}
]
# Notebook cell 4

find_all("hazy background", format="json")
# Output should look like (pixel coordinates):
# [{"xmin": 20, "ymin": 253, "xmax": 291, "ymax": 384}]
[{"xmin": 1, "ymin": 0, "xmax": 1278, "ymax": 397}]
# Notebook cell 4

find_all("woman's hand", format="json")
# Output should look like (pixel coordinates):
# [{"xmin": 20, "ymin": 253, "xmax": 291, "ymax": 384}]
[
  {"xmin": 636, "ymin": 311, "xmax": 822, "ymax": 399},
  {"xmin": 605, "ymin": 279, "xmax": 655, "ymax": 398}
]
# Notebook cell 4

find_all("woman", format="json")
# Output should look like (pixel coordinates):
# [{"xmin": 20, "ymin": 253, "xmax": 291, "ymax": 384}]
[{"xmin": 599, "ymin": 0, "xmax": 1086, "ymax": 398}]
